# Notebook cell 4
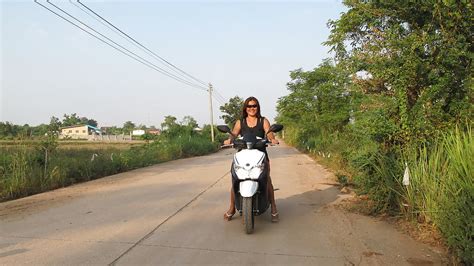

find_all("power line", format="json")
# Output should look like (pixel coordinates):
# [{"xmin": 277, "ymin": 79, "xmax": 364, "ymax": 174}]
[
  {"xmin": 212, "ymin": 88, "xmax": 228, "ymax": 104},
  {"xmin": 69, "ymin": 0, "xmax": 203, "ymax": 87},
  {"xmin": 213, "ymin": 96, "xmax": 226, "ymax": 106},
  {"xmin": 213, "ymin": 96, "xmax": 225, "ymax": 106},
  {"xmin": 76, "ymin": 0, "xmax": 208, "ymax": 87},
  {"xmin": 35, "ymin": 0, "xmax": 207, "ymax": 91},
  {"xmin": 47, "ymin": 0, "xmax": 207, "ymax": 91},
  {"xmin": 214, "ymin": 95, "xmax": 226, "ymax": 106}
]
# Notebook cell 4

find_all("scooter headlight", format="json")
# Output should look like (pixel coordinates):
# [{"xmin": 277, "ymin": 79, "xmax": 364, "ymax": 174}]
[
  {"xmin": 248, "ymin": 165, "xmax": 263, "ymax": 179},
  {"xmin": 233, "ymin": 163, "xmax": 263, "ymax": 180},
  {"xmin": 234, "ymin": 165, "xmax": 248, "ymax": 178}
]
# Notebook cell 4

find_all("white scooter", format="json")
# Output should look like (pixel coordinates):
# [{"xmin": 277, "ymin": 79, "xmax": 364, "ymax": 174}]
[{"xmin": 217, "ymin": 124, "xmax": 283, "ymax": 234}]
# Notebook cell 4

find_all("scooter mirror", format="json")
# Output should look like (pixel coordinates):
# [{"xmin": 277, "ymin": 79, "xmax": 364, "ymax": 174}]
[
  {"xmin": 268, "ymin": 124, "xmax": 284, "ymax": 133},
  {"xmin": 217, "ymin": 125, "xmax": 231, "ymax": 133}
]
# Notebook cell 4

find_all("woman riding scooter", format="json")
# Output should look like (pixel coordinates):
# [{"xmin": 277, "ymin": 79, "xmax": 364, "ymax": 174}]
[{"xmin": 223, "ymin": 96, "xmax": 280, "ymax": 222}]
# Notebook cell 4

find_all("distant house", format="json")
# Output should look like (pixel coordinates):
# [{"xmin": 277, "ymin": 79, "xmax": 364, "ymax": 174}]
[
  {"xmin": 148, "ymin": 129, "xmax": 161, "ymax": 135},
  {"xmin": 61, "ymin": 125, "xmax": 102, "ymax": 139},
  {"xmin": 132, "ymin": 129, "xmax": 145, "ymax": 136}
]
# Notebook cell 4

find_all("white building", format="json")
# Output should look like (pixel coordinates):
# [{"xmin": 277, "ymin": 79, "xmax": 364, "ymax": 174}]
[
  {"xmin": 60, "ymin": 125, "xmax": 101, "ymax": 139},
  {"xmin": 132, "ymin": 129, "xmax": 145, "ymax": 136}
]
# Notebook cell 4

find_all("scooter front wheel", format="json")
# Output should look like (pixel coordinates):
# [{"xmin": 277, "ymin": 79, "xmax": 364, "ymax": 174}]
[{"xmin": 242, "ymin": 197, "xmax": 254, "ymax": 234}]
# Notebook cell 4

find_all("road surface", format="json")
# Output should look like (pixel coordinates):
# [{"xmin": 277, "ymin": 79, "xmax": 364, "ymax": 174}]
[{"xmin": 0, "ymin": 142, "xmax": 445, "ymax": 265}]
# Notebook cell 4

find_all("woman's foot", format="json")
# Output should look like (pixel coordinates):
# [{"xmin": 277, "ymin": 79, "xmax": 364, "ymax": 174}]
[
  {"xmin": 223, "ymin": 210, "xmax": 235, "ymax": 221},
  {"xmin": 271, "ymin": 211, "xmax": 279, "ymax": 223}
]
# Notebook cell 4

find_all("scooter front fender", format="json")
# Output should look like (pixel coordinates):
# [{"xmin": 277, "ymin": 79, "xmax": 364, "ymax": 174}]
[{"xmin": 239, "ymin": 180, "xmax": 258, "ymax": 197}]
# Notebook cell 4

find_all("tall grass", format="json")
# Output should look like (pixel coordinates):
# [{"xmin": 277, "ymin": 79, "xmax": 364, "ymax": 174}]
[
  {"xmin": 0, "ymin": 134, "xmax": 218, "ymax": 201},
  {"xmin": 282, "ymin": 124, "xmax": 473, "ymax": 262},
  {"xmin": 400, "ymin": 127, "xmax": 473, "ymax": 262}
]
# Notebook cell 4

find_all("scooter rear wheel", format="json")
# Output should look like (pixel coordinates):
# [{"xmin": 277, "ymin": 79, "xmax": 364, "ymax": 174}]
[{"xmin": 243, "ymin": 197, "xmax": 254, "ymax": 234}]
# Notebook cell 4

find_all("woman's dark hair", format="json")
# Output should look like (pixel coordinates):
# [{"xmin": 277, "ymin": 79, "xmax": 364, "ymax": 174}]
[{"xmin": 242, "ymin": 96, "xmax": 262, "ymax": 119}]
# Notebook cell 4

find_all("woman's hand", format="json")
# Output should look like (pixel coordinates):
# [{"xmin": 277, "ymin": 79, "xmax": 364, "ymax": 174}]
[
  {"xmin": 270, "ymin": 138, "xmax": 279, "ymax": 145},
  {"xmin": 223, "ymin": 139, "xmax": 232, "ymax": 145}
]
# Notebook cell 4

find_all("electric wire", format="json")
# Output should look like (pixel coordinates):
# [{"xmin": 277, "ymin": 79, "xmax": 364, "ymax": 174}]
[
  {"xmin": 213, "ymin": 96, "xmax": 225, "ymax": 106},
  {"xmin": 36, "ymin": 0, "xmax": 227, "ymax": 128},
  {"xmin": 214, "ymin": 95, "xmax": 226, "ymax": 106},
  {"xmin": 69, "ymin": 0, "xmax": 203, "ymax": 87},
  {"xmin": 209, "ymin": 86, "xmax": 226, "ymax": 105},
  {"xmin": 47, "ymin": 0, "xmax": 207, "ymax": 91},
  {"xmin": 35, "ymin": 0, "xmax": 207, "ymax": 91},
  {"xmin": 216, "ymin": 91, "xmax": 227, "ymax": 102},
  {"xmin": 214, "ymin": 89, "xmax": 227, "ymax": 103},
  {"xmin": 77, "ymin": 0, "xmax": 208, "ymax": 87}
]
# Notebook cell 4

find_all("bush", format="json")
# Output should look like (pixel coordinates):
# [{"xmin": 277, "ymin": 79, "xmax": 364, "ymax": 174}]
[
  {"xmin": 400, "ymin": 127, "xmax": 473, "ymax": 262},
  {"xmin": 0, "ymin": 134, "xmax": 219, "ymax": 202}
]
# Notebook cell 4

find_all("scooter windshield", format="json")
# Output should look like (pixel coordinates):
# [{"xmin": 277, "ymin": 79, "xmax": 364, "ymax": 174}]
[
  {"xmin": 233, "ymin": 133, "xmax": 265, "ymax": 150},
  {"xmin": 242, "ymin": 133, "xmax": 257, "ymax": 149}
]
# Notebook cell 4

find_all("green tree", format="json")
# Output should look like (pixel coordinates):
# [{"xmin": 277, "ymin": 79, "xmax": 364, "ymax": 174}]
[
  {"xmin": 181, "ymin": 116, "xmax": 198, "ymax": 128},
  {"xmin": 61, "ymin": 113, "xmax": 98, "ymax": 127},
  {"xmin": 161, "ymin": 116, "xmax": 178, "ymax": 131},
  {"xmin": 49, "ymin": 116, "xmax": 62, "ymax": 133},
  {"xmin": 325, "ymin": 0, "xmax": 473, "ymax": 143},
  {"xmin": 32, "ymin": 124, "xmax": 49, "ymax": 137},
  {"xmin": 277, "ymin": 60, "xmax": 351, "ymax": 140},
  {"xmin": 122, "ymin": 121, "xmax": 135, "ymax": 134},
  {"xmin": 80, "ymin": 117, "xmax": 98, "ymax": 127},
  {"xmin": 61, "ymin": 113, "xmax": 82, "ymax": 127},
  {"xmin": 219, "ymin": 96, "xmax": 243, "ymax": 126}
]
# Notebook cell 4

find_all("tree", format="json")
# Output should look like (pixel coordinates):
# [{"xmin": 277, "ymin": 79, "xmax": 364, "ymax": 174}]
[
  {"xmin": 161, "ymin": 116, "xmax": 177, "ymax": 131},
  {"xmin": 325, "ymin": 1, "xmax": 473, "ymax": 142},
  {"xmin": 219, "ymin": 96, "xmax": 244, "ymax": 126},
  {"xmin": 61, "ymin": 113, "xmax": 98, "ymax": 127},
  {"xmin": 80, "ymin": 117, "xmax": 98, "ymax": 127},
  {"xmin": 122, "ymin": 121, "xmax": 135, "ymax": 134},
  {"xmin": 181, "ymin": 116, "xmax": 198, "ymax": 128},
  {"xmin": 32, "ymin": 124, "xmax": 50, "ymax": 137},
  {"xmin": 49, "ymin": 116, "xmax": 62, "ymax": 133},
  {"xmin": 277, "ymin": 60, "xmax": 351, "ymax": 141},
  {"xmin": 0, "ymin": 122, "xmax": 17, "ymax": 138},
  {"xmin": 61, "ymin": 113, "xmax": 82, "ymax": 127}
]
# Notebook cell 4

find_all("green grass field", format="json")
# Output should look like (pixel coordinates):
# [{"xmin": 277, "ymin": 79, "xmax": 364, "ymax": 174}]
[{"xmin": 0, "ymin": 136, "xmax": 218, "ymax": 202}]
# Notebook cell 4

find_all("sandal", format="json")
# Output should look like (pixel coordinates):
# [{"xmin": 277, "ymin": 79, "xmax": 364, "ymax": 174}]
[
  {"xmin": 224, "ymin": 211, "xmax": 235, "ymax": 221},
  {"xmin": 271, "ymin": 212, "xmax": 279, "ymax": 223}
]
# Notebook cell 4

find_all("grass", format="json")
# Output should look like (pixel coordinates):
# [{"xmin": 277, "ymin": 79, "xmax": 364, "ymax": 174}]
[
  {"xmin": 281, "ymin": 123, "xmax": 473, "ymax": 263},
  {"xmin": 0, "ymin": 134, "xmax": 219, "ymax": 202},
  {"xmin": 400, "ymin": 127, "xmax": 473, "ymax": 262}
]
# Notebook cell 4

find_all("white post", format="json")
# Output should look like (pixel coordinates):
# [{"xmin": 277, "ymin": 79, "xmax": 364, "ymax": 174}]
[{"xmin": 208, "ymin": 83, "xmax": 215, "ymax": 142}]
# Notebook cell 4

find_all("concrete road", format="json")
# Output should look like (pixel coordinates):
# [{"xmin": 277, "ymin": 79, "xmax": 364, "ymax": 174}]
[{"xmin": 0, "ymin": 142, "xmax": 445, "ymax": 265}]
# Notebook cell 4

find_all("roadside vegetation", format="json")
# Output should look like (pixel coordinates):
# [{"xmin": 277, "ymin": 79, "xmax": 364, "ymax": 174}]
[
  {"xmin": 0, "ymin": 114, "xmax": 226, "ymax": 202},
  {"xmin": 277, "ymin": 1, "xmax": 472, "ymax": 263}
]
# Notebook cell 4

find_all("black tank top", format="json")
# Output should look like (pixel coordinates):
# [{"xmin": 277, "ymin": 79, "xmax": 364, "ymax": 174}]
[
  {"xmin": 240, "ymin": 117, "xmax": 269, "ymax": 160},
  {"xmin": 241, "ymin": 117, "xmax": 265, "ymax": 138}
]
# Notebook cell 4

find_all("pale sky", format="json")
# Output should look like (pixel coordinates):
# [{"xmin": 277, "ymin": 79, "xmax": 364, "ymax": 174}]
[{"xmin": 1, "ymin": 0, "xmax": 346, "ymax": 127}]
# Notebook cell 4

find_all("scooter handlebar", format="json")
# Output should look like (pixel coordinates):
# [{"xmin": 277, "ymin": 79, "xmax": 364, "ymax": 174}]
[
  {"xmin": 220, "ymin": 144, "xmax": 234, "ymax": 149},
  {"xmin": 220, "ymin": 139, "xmax": 278, "ymax": 149}
]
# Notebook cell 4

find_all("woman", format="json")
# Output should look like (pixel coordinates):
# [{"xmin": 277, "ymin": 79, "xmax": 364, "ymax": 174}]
[{"xmin": 223, "ymin": 96, "xmax": 280, "ymax": 222}]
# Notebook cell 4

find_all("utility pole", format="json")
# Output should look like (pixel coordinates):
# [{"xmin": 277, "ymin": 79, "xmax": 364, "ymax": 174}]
[{"xmin": 208, "ymin": 83, "xmax": 215, "ymax": 142}]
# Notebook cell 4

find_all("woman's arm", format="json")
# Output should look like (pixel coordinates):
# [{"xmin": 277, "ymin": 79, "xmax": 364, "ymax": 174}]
[
  {"xmin": 263, "ymin": 118, "xmax": 279, "ymax": 144},
  {"xmin": 223, "ymin": 120, "xmax": 241, "ymax": 145}
]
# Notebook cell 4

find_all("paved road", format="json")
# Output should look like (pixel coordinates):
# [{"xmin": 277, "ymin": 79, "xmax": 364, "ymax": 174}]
[{"xmin": 0, "ymin": 142, "xmax": 445, "ymax": 265}]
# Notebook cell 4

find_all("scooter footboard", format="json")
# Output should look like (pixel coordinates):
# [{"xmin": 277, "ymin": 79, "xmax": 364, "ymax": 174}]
[{"xmin": 255, "ymin": 187, "xmax": 269, "ymax": 215}]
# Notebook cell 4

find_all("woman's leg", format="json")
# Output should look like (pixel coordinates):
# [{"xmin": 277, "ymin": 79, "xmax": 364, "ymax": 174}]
[
  {"xmin": 267, "ymin": 176, "xmax": 278, "ymax": 214},
  {"xmin": 266, "ymin": 160, "xmax": 278, "ymax": 217},
  {"xmin": 224, "ymin": 187, "xmax": 236, "ymax": 220}
]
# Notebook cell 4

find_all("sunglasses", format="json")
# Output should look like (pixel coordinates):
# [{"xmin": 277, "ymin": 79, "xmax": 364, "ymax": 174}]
[{"xmin": 246, "ymin": 104, "xmax": 258, "ymax": 108}]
